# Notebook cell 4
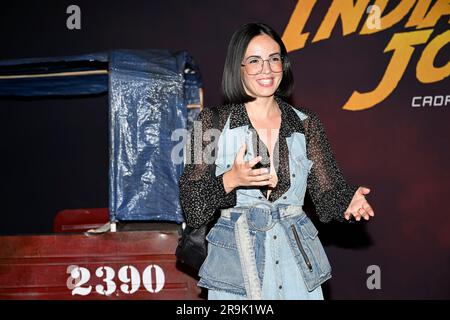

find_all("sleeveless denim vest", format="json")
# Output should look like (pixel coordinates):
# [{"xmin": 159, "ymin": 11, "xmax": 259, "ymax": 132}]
[{"xmin": 198, "ymin": 106, "xmax": 332, "ymax": 298}]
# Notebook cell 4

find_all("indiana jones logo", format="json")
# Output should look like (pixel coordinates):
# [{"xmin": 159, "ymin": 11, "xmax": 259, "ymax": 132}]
[{"xmin": 282, "ymin": 0, "xmax": 450, "ymax": 111}]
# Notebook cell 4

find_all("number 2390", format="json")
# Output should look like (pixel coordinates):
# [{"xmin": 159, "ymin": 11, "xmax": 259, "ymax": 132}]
[{"xmin": 66, "ymin": 265, "xmax": 165, "ymax": 296}]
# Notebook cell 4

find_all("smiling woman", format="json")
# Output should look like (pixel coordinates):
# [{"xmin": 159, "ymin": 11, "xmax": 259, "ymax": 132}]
[
  {"xmin": 240, "ymin": 36, "xmax": 283, "ymax": 99},
  {"xmin": 179, "ymin": 22, "xmax": 374, "ymax": 300}
]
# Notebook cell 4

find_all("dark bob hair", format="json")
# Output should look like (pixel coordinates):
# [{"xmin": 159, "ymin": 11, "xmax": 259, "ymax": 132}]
[{"xmin": 222, "ymin": 22, "xmax": 294, "ymax": 104}]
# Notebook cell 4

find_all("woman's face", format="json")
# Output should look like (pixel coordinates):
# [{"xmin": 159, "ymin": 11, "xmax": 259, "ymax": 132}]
[{"xmin": 241, "ymin": 34, "xmax": 283, "ymax": 100}]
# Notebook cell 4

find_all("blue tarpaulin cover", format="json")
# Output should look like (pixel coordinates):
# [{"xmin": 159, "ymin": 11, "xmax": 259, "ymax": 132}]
[
  {"xmin": 0, "ymin": 50, "xmax": 202, "ymax": 223},
  {"xmin": 109, "ymin": 49, "xmax": 202, "ymax": 222}
]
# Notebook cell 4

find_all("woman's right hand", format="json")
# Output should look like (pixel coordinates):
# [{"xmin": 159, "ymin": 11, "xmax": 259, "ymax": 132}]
[{"xmin": 222, "ymin": 143, "xmax": 274, "ymax": 194}]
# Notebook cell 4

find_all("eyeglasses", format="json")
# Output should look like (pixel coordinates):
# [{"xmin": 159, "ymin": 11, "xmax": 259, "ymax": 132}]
[{"xmin": 241, "ymin": 54, "xmax": 284, "ymax": 75}]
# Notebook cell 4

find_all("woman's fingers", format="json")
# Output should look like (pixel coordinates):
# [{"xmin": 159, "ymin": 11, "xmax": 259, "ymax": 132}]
[
  {"xmin": 250, "ymin": 180, "xmax": 272, "ymax": 186},
  {"xmin": 357, "ymin": 201, "xmax": 375, "ymax": 220},
  {"xmin": 355, "ymin": 207, "xmax": 365, "ymax": 220},
  {"xmin": 352, "ymin": 210, "xmax": 362, "ymax": 221},
  {"xmin": 358, "ymin": 186, "xmax": 371, "ymax": 195},
  {"xmin": 361, "ymin": 211, "xmax": 369, "ymax": 220},
  {"xmin": 250, "ymin": 174, "xmax": 272, "ymax": 182},
  {"xmin": 363, "ymin": 207, "xmax": 372, "ymax": 220},
  {"xmin": 346, "ymin": 201, "xmax": 375, "ymax": 222},
  {"xmin": 247, "ymin": 155, "xmax": 262, "ymax": 168},
  {"xmin": 234, "ymin": 144, "xmax": 267, "ymax": 171},
  {"xmin": 269, "ymin": 175, "xmax": 278, "ymax": 188},
  {"xmin": 364, "ymin": 204, "xmax": 375, "ymax": 217},
  {"xmin": 250, "ymin": 167, "xmax": 270, "ymax": 176},
  {"xmin": 235, "ymin": 143, "xmax": 247, "ymax": 165},
  {"xmin": 357, "ymin": 207, "xmax": 373, "ymax": 220}
]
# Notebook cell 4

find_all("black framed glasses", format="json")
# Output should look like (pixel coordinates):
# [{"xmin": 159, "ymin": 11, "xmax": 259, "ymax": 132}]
[{"xmin": 241, "ymin": 53, "xmax": 283, "ymax": 75}]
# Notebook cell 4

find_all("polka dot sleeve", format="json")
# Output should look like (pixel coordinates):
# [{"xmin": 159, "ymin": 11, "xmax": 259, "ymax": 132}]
[
  {"xmin": 179, "ymin": 107, "xmax": 237, "ymax": 228},
  {"xmin": 303, "ymin": 110, "xmax": 359, "ymax": 223}
]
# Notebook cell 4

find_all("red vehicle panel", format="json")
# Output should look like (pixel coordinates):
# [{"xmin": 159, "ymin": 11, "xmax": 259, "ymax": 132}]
[{"xmin": 0, "ymin": 226, "xmax": 203, "ymax": 300}]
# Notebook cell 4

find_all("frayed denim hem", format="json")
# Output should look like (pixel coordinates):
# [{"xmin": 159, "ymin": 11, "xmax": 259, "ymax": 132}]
[{"xmin": 198, "ymin": 277, "xmax": 246, "ymax": 297}]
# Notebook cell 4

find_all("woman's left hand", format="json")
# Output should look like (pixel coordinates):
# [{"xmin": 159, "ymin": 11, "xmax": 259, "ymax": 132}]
[{"xmin": 344, "ymin": 187, "xmax": 375, "ymax": 221}]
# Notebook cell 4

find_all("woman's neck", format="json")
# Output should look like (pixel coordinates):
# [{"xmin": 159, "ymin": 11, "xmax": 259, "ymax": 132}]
[{"xmin": 245, "ymin": 96, "xmax": 280, "ymax": 119}]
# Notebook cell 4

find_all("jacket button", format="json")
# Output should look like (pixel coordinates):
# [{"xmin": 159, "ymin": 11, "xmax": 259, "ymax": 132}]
[
  {"xmin": 273, "ymin": 235, "xmax": 277, "ymax": 240},
  {"xmin": 283, "ymin": 196, "xmax": 287, "ymax": 199},
  {"xmin": 292, "ymin": 174, "xmax": 296, "ymax": 177},
  {"xmin": 278, "ymin": 285, "xmax": 283, "ymax": 290}
]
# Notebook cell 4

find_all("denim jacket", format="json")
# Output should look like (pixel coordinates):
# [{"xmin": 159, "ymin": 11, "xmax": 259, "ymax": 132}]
[{"xmin": 196, "ymin": 106, "xmax": 332, "ymax": 297}]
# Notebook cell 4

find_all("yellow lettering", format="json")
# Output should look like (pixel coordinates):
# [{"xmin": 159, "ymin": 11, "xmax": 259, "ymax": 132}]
[
  {"xmin": 312, "ymin": 0, "xmax": 370, "ymax": 43},
  {"xmin": 343, "ymin": 30, "xmax": 433, "ymax": 111},
  {"xmin": 282, "ymin": 0, "xmax": 317, "ymax": 52},
  {"xmin": 361, "ymin": 0, "xmax": 416, "ymax": 34},
  {"xmin": 416, "ymin": 0, "xmax": 450, "ymax": 29},
  {"xmin": 405, "ymin": 0, "xmax": 433, "ymax": 28},
  {"xmin": 417, "ymin": 30, "xmax": 450, "ymax": 83}
]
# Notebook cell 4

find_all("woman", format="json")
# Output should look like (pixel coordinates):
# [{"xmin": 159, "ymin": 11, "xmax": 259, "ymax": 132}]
[{"xmin": 179, "ymin": 22, "xmax": 374, "ymax": 300}]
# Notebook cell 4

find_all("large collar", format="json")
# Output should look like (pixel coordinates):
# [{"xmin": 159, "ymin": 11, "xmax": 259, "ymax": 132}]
[{"xmin": 228, "ymin": 96, "xmax": 304, "ymax": 137}]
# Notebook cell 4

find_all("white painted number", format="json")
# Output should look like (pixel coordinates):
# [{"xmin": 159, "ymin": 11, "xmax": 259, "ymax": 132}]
[
  {"xmin": 66, "ymin": 265, "xmax": 92, "ymax": 296},
  {"xmin": 66, "ymin": 264, "xmax": 165, "ymax": 296},
  {"xmin": 95, "ymin": 266, "xmax": 116, "ymax": 295},
  {"xmin": 142, "ymin": 265, "xmax": 165, "ymax": 293},
  {"xmin": 118, "ymin": 265, "xmax": 141, "ymax": 294}
]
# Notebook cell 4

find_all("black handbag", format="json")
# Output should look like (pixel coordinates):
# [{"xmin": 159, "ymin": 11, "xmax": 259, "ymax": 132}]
[
  {"xmin": 176, "ymin": 106, "xmax": 221, "ymax": 271},
  {"xmin": 175, "ymin": 213, "xmax": 219, "ymax": 270}
]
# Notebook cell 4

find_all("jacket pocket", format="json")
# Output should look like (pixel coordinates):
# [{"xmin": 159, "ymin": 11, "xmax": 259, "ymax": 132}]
[
  {"xmin": 199, "ymin": 221, "xmax": 246, "ymax": 292},
  {"xmin": 290, "ymin": 224, "xmax": 313, "ymax": 272},
  {"xmin": 295, "ymin": 216, "xmax": 331, "ymax": 277},
  {"xmin": 285, "ymin": 216, "xmax": 331, "ymax": 292}
]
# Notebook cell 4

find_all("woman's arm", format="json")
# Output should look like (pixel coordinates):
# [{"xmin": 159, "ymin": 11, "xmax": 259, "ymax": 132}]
[
  {"xmin": 179, "ymin": 108, "xmax": 237, "ymax": 228},
  {"xmin": 304, "ymin": 110, "xmax": 359, "ymax": 223}
]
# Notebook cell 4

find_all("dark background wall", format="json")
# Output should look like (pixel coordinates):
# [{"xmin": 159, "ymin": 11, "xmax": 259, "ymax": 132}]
[{"xmin": 0, "ymin": 0, "xmax": 449, "ymax": 299}]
